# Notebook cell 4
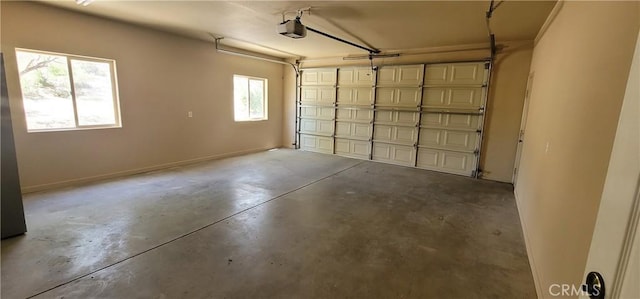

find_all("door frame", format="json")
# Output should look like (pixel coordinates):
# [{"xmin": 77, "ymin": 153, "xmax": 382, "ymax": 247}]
[{"xmin": 513, "ymin": 72, "xmax": 534, "ymax": 185}]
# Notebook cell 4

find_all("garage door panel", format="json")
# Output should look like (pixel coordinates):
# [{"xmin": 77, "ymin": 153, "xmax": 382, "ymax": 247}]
[
  {"xmin": 335, "ymin": 138, "xmax": 370, "ymax": 159},
  {"xmin": 397, "ymin": 89, "xmax": 421, "ymax": 107},
  {"xmin": 398, "ymin": 65, "xmax": 424, "ymax": 85},
  {"xmin": 301, "ymin": 68, "xmax": 337, "ymax": 85},
  {"xmin": 298, "ymin": 61, "xmax": 487, "ymax": 178},
  {"xmin": 421, "ymin": 113, "xmax": 445, "ymax": 127},
  {"xmin": 450, "ymin": 63, "xmax": 485, "ymax": 85},
  {"xmin": 300, "ymin": 134, "xmax": 333, "ymax": 154},
  {"xmin": 337, "ymin": 87, "xmax": 374, "ymax": 106},
  {"xmin": 395, "ymin": 127, "xmax": 418, "ymax": 144},
  {"xmin": 378, "ymin": 65, "xmax": 424, "ymax": 86},
  {"xmin": 420, "ymin": 113, "xmax": 481, "ymax": 130},
  {"xmin": 301, "ymin": 87, "xmax": 336, "ymax": 105},
  {"xmin": 374, "ymin": 125, "xmax": 418, "ymax": 145},
  {"xmin": 417, "ymin": 148, "xmax": 476, "ymax": 176},
  {"xmin": 376, "ymin": 88, "xmax": 421, "ymax": 107},
  {"xmin": 444, "ymin": 131, "xmax": 478, "ymax": 151},
  {"xmin": 424, "ymin": 62, "xmax": 486, "ymax": 86},
  {"xmin": 300, "ymin": 106, "xmax": 334, "ymax": 120},
  {"xmin": 336, "ymin": 108, "xmax": 374, "ymax": 122},
  {"xmin": 416, "ymin": 149, "xmax": 439, "ymax": 168},
  {"xmin": 338, "ymin": 68, "xmax": 375, "ymax": 86},
  {"xmin": 372, "ymin": 143, "xmax": 416, "ymax": 166},
  {"xmin": 299, "ymin": 119, "xmax": 334, "ymax": 135},
  {"xmin": 335, "ymin": 122, "xmax": 372, "ymax": 140},
  {"xmin": 422, "ymin": 88, "xmax": 446, "ymax": 106},
  {"xmin": 422, "ymin": 87, "xmax": 483, "ymax": 109},
  {"xmin": 419, "ymin": 128, "xmax": 478, "ymax": 152},
  {"xmin": 447, "ymin": 114, "xmax": 481, "ymax": 130},
  {"xmin": 377, "ymin": 68, "xmax": 397, "ymax": 86},
  {"xmin": 424, "ymin": 65, "xmax": 448, "ymax": 84},
  {"xmin": 418, "ymin": 129, "xmax": 441, "ymax": 148},
  {"xmin": 375, "ymin": 110, "xmax": 419, "ymax": 126},
  {"xmin": 442, "ymin": 151, "xmax": 475, "ymax": 173},
  {"xmin": 449, "ymin": 88, "xmax": 483, "ymax": 108}
]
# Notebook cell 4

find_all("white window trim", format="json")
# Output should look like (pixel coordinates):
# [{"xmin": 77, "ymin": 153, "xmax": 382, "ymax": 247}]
[
  {"xmin": 15, "ymin": 48, "xmax": 122, "ymax": 133},
  {"xmin": 233, "ymin": 74, "xmax": 268, "ymax": 122}
]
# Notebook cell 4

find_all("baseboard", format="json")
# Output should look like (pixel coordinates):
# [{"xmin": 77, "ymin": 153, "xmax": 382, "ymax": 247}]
[
  {"xmin": 21, "ymin": 147, "xmax": 272, "ymax": 194},
  {"xmin": 514, "ymin": 189, "xmax": 544, "ymax": 298}
]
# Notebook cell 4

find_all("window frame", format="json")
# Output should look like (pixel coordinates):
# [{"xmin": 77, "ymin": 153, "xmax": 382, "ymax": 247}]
[
  {"xmin": 15, "ymin": 48, "xmax": 122, "ymax": 133},
  {"xmin": 233, "ymin": 74, "xmax": 268, "ymax": 122}
]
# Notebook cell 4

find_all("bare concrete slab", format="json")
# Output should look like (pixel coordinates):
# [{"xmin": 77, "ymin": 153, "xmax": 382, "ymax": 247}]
[{"xmin": 1, "ymin": 149, "xmax": 535, "ymax": 298}]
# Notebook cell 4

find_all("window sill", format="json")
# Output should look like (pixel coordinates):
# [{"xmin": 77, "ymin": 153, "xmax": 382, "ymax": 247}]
[
  {"xmin": 234, "ymin": 119, "xmax": 268, "ymax": 122},
  {"xmin": 27, "ymin": 125, "xmax": 122, "ymax": 133}
]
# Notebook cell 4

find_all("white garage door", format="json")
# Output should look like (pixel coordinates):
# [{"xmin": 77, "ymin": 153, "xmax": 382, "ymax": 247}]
[
  {"xmin": 297, "ymin": 61, "xmax": 489, "ymax": 177},
  {"xmin": 298, "ymin": 68, "xmax": 337, "ymax": 154}
]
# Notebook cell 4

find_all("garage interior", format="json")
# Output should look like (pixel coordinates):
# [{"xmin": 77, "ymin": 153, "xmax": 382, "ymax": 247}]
[{"xmin": 1, "ymin": 1, "xmax": 639, "ymax": 298}]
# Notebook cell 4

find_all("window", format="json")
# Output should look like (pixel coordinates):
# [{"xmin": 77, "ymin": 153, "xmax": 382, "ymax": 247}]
[
  {"xmin": 233, "ymin": 75, "xmax": 267, "ymax": 121},
  {"xmin": 15, "ymin": 49, "xmax": 121, "ymax": 132}
]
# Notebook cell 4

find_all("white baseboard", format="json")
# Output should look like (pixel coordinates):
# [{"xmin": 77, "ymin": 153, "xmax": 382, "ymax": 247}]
[
  {"xmin": 514, "ymin": 189, "xmax": 544, "ymax": 298},
  {"xmin": 21, "ymin": 147, "xmax": 272, "ymax": 194}
]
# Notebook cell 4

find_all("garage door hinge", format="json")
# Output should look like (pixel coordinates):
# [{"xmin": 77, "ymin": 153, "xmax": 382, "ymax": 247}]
[
  {"xmin": 476, "ymin": 129, "xmax": 482, "ymax": 133},
  {"xmin": 484, "ymin": 62, "xmax": 490, "ymax": 69},
  {"xmin": 474, "ymin": 149, "xmax": 480, "ymax": 155}
]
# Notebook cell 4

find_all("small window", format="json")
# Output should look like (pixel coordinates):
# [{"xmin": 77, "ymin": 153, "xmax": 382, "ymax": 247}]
[
  {"xmin": 233, "ymin": 75, "xmax": 267, "ymax": 121},
  {"xmin": 15, "ymin": 49, "xmax": 121, "ymax": 132}
]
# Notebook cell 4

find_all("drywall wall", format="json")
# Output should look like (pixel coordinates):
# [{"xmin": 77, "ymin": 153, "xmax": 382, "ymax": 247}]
[
  {"xmin": 583, "ymin": 28, "xmax": 640, "ymax": 298},
  {"xmin": 283, "ymin": 41, "xmax": 533, "ymax": 183},
  {"xmin": 514, "ymin": 2, "xmax": 639, "ymax": 297},
  {"xmin": 1, "ymin": 2, "xmax": 284, "ymax": 192},
  {"xmin": 481, "ymin": 43, "xmax": 533, "ymax": 182}
]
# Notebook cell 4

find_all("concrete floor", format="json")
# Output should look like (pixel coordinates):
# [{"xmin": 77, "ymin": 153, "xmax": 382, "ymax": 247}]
[{"xmin": 1, "ymin": 149, "xmax": 535, "ymax": 298}]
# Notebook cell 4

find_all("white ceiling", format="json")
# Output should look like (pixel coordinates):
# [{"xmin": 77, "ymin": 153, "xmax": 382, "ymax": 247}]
[{"xmin": 41, "ymin": 1, "xmax": 556, "ymax": 59}]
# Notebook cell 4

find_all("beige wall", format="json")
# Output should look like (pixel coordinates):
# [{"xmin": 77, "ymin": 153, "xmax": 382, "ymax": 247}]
[
  {"xmin": 481, "ymin": 43, "xmax": 533, "ymax": 181},
  {"xmin": 514, "ymin": 2, "xmax": 639, "ymax": 297},
  {"xmin": 583, "ymin": 28, "xmax": 640, "ymax": 298},
  {"xmin": 1, "ymin": 2, "xmax": 284, "ymax": 192},
  {"xmin": 282, "ymin": 42, "xmax": 533, "ymax": 183}
]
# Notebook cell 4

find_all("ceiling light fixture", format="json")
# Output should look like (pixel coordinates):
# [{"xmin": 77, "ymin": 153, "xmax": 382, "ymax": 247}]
[{"xmin": 75, "ymin": 0, "xmax": 94, "ymax": 6}]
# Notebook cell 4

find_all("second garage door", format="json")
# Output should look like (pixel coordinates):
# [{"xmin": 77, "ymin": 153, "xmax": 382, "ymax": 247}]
[{"xmin": 297, "ymin": 61, "xmax": 489, "ymax": 177}]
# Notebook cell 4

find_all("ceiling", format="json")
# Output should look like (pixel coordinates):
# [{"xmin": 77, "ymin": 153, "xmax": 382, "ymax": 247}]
[{"xmin": 41, "ymin": 1, "xmax": 556, "ymax": 59}]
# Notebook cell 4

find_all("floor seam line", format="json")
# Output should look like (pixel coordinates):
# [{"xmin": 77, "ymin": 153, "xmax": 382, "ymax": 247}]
[{"xmin": 25, "ymin": 161, "xmax": 364, "ymax": 299}]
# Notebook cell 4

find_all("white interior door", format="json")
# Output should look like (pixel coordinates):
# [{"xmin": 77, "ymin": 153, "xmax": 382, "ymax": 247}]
[
  {"xmin": 581, "ymin": 31, "xmax": 640, "ymax": 299},
  {"xmin": 513, "ymin": 72, "xmax": 534, "ymax": 185}
]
